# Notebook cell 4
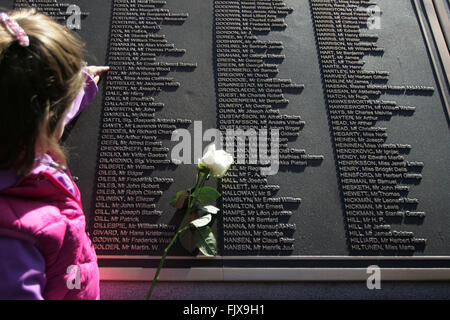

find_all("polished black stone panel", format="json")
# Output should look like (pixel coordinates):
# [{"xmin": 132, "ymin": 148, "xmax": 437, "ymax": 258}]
[{"xmin": 6, "ymin": 0, "xmax": 449, "ymax": 273}]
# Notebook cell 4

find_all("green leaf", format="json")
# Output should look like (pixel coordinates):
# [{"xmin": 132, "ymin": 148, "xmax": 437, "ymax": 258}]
[
  {"xmin": 193, "ymin": 226, "xmax": 217, "ymax": 256},
  {"xmin": 190, "ymin": 214, "xmax": 212, "ymax": 228},
  {"xmin": 170, "ymin": 190, "xmax": 189, "ymax": 209},
  {"xmin": 192, "ymin": 186, "xmax": 221, "ymax": 204},
  {"xmin": 200, "ymin": 205, "xmax": 220, "ymax": 215},
  {"xmin": 178, "ymin": 213, "xmax": 197, "ymax": 254},
  {"xmin": 179, "ymin": 228, "xmax": 197, "ymax": 253}
]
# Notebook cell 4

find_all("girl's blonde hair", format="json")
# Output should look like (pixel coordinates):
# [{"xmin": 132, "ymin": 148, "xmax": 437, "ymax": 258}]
[{"xmin": 0, "ymin": 8, "xmax": 85, "ymax": 176}]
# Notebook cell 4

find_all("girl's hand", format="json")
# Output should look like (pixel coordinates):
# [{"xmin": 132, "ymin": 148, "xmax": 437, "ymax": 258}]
[{"xmin": 83, "ymin": 65, "xmax": 110, "ymax": 84}]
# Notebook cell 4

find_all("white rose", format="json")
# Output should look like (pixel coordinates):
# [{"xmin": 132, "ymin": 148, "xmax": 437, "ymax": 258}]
[{"xmin": 198, "ymin": 144, "xmax": 234, "ymax": 178}]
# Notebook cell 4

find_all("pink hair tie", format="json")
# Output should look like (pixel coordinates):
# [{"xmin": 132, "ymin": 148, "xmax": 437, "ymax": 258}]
[{"xmin": 0, "ymin": 12, "xmax": 29, "ymax": 47}]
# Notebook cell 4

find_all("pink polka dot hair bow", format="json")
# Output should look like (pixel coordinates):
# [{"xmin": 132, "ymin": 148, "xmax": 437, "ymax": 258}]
[{"xmin": 0, "ymin": 12, "xmax": 30, "ymax": 47}]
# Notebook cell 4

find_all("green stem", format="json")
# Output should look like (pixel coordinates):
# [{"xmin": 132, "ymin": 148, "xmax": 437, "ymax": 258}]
[
  {"xmin": 145, "ymin": 225, "xmax": 189, "ymax": 300},
  {"xmin": 191, "ymin": 171, "xmax": 201, "ymax": 192},
  {"xmin": 145, "ymin": 169, "xmax": 211, "ymax": 300}
]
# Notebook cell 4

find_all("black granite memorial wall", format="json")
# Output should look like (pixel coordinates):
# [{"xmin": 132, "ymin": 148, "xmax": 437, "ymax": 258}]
[{"xmin": 5, "ymin": 0, "xmax": 450, "ymax": 276}]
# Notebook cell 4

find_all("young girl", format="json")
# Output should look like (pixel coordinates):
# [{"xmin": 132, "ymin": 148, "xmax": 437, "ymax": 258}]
[{"xmin": 0, "ymin": 9, "xmax": 109, "ymax": 300}]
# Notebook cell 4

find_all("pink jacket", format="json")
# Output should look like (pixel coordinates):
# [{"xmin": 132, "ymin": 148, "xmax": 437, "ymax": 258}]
[{"xmin": 0, "ymin": 164, "xmax": 100, "ymax": 300}]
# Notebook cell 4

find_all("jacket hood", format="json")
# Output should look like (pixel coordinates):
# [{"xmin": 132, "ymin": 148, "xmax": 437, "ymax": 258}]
[{"xmin": 0, "ymin": 154, "xmax": 78, "ymax": 201}]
